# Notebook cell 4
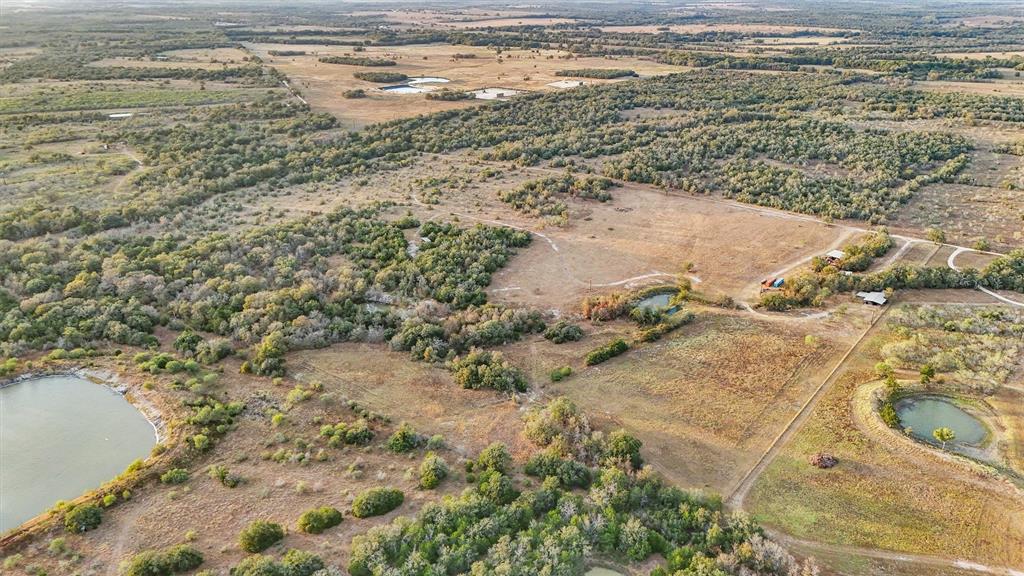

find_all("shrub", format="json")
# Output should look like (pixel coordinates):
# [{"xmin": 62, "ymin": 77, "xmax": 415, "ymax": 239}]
[
  {"xmin": 344, "ymin": 419, "xmax": 374, "ymax": 445},
  {"xmin": 160, "ymin": 468, "xmax": 190, "ymax": 484},
  {"xmin": 319, "ymin": 56, "xmax": 395, "ymax": 66},
  {"xmin": 555, "ymin": 68, "xmax": 637, "ymax": 79},
  {"xmin": 297, "ymin": 507, "xmax": 343, "ymax": 534},
  {"xmin": 425, "ymin": 89, "xmax": 472, "ymax": 101},
  {"xmin": 426, "ymin": 434, "xmax": 446, "ymax": 450},
  {"xmin": 231, "ymin": 555, "xmax": 286, "ymax": 576},
  {"xmin": 584, "ymin": 338, "xmax": 628, "ymax": 365},
  {"xmin": 475, "ymin": 442, "xmax": 511, "ymax": 474},
  {"xmin": 524, "ymin": 450, "xmax": 592, "ymax": 488},
  {"xmin": 449, "ymin": 349, "xmax": 527, "ymax": 393},
  {"xmin": 418, "ymin": 452, "xmax": 449, "ymax": 489},
  {"xmin": 173, "ymin": 330, "xmax": 202, "ymax": 356},
  {"xmin": 238, "ymin": 520, "xmax": 284, "ymax": 553},
  {"xmin": 605, "ymin": 429, "xmax": 643, "ymax": 469},
  {"xmin": 196, "ymin": 338, "xmax": 233, "ymax": 364},
  {"xmin": 543, "ymin": 321, "xmax": 584, "ymax": 344},
  {"xmin": 191, "ymin": 434, "xmax": 211, "ymax": 452},
  {"xmin": 64, "ymin": 503, "xmax": 102, "ymax": 533},
  {"xmin": 343, "ymin": 89, "xmax": 367, "ymax": 99},
  {"xmin": 281, "ymin": 549, "xmax": 325, "ymax": 576},
  {"xmin": 476, "ymin": 470, "xmax": 518, "ymax": 505},
  {"xmin": 231, "ymin": 550, "xmax": 323, "ymax": 576},
  {"xmin": 251, "ymin": 331, "xmax": 287, "ymax": 376},
  {"xmin": 351, "ymin": 488, "xmax": 404, "ymax": 518},
  {"xmin": 880, "ymin": 401, "xmax": 900, "ymax": 428},
  {"xmin": 386, "ymin": 422, "xmax": 421, "ymax": 453},
  {"xmin": 549, "ymin": 365, "xmax": 572, "ymax": 382},
  {"xmin": 124, "ymin": 545, "xmax": 204, "ymax": 576},
  {"xmin": 208, "ymin": 464, "xmax": 243, "ymax": 488}
]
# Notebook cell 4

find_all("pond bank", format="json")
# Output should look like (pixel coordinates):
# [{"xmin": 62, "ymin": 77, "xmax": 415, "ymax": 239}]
[
  {"xmin": 1, "ymin": 367, "xmax": 166, "ymax": 442},
  {"xmin": 1, "ymin": 373, "xmax": 159, "ymax": 532}
]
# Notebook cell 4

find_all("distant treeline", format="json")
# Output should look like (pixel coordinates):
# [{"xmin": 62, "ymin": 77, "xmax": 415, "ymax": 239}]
[
  {"xmin": 353, "ymin": 71, "xmax": 407, "ymax": 82},
  {"xmin": 268, "ymin": 50, "xmax": 306, "ymax": 56},
  {"xmin": 319, "ymin": 55, "xmax": 396, "ymax": 67},
  {"xmin": 556, "ymin": 68, "xmax": 638, "ymax": 79}
]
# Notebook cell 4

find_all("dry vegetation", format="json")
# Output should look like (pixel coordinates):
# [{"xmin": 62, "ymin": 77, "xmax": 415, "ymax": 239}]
[
  {"xmin": 249, "ymin": 43, "xmax": 684, "ymax": 126},
  {"xmin": 4, "ymin": 2, "xmax": 1024, "ymax": 575},
  {"xmin": 501, "ymin": 309, "xmax": 860, "ymax": 491},
  {"xmin": 748, "ymin": 304, "xmax": 1024, "ymax": 567}
]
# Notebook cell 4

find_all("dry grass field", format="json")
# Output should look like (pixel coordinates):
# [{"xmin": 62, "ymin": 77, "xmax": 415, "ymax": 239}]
[
  {"xmin": 249, "ymin": 43, "xmax": 685, "ymax": 127},
  {"xmin": 499, "ymin": 308, "xmax": 859, "ymax": 492},
  {"xmin": 347, "ymin": 8, "xmax": 579, "ymax": 29},
  {"xmin": 747, "ymin": 303, "xmax": 1024, "ymax": 568},
  {"xmin": 914, "ymin": 78, "xmax": 1024, "ymax": 98},
  {"xmin": 747, "ymin": 369, "xmax": 1024, "ymax": 567},
  {"xmin": 88, "ymin": 47, "xmax": 251, "ymax": 70},
  {"xmin": 0, "ymin": 353, "xmax": 479, "ymax": 575},
  {"xmin": 290, "ymin": 344, "xmax": 532, "ymax": 458},
  {"xmin": 480, "ymin": 183, "xmax": 847, "ymax": 311}
]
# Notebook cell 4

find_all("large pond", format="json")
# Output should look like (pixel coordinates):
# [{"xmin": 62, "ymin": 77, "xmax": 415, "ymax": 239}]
[
  {"xmin": 0, "ymin": 375, "xmax": 157, "ymax": 532},
  {"xmin": 895, "ymin": 396, "xmax": 987, "ymax": 447}
]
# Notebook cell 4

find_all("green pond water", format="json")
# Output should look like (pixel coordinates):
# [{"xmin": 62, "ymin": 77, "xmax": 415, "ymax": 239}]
[
  {"xmin": 895, "ymin": 396, "xmax": 987, "ymax": 447},
  {"xmin": 636, "ymin": 293, "xmax": 672, "ymax": 309},
  {"xmin": 0, "ymin": 375, "xmax": 157, "ymax": 532}
]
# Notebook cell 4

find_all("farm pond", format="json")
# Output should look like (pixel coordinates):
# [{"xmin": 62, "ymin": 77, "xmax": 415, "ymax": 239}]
[
  {"xmin": 895, "ymin": 396, "xmax": 987, "ymax": 447},
  {"xmin": 635, "ymin": 293, "xmax": 672, "ymax": 309},
  {"xmin": 0, "ymin": 375, "xmax": 157, "ymax": 532},
  {"xmin": 380, "ymin": 76, "xmax": 450, "ymax": 93}
]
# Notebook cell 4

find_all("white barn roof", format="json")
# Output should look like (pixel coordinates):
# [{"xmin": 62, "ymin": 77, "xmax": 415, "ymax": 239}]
[
  {"xmin": 825, "ymin": 249, "xmax": 847, "ymax": 260},
  {"xmin": 856, "ymin": 291, "xmax": 887, "ymax": 305}
]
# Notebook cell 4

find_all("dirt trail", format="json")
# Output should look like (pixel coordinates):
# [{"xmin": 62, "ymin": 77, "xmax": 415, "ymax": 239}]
[
  {"xmin": 726, "ymin": 305, "xmax": 890, "ymax": 508},
  {"xmin": 949, "ymin": 247, "xmax": 1024, "ymax": 308},
  {"xmin": 771, "ymin": 531, "xmax": 1024, "ymax": 576}
]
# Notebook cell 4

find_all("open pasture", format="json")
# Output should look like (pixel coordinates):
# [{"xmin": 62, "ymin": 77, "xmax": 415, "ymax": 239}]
[
  {"xmin": 249, "ymin": 42, "xmax": 683, "ymax": 126},
  {"xmin": 514, "ymin": 309, "xmax": 851, "ymax": 492}
]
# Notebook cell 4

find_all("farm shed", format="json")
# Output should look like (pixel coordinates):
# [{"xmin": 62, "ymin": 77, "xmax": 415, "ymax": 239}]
[
  {"xmin": 856, "ymin": 291, "xmax": 887, "ymax": 306},
  {"xmin": 824, "ymin": 249, "xmax": 846, "ymax": 264}
]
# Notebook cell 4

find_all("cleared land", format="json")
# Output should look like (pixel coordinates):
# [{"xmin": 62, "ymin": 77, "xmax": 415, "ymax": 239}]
[
  {"xmin": 248, "ymin": 43, "xmax": 684, "ymax": 126},
  {"xmin": 501, "ymin": 308, "xmax": 862, "ymax": 492},
  {"xmin": 747, "ymin": 304, "xmax": 1024, "ymax": 568},
  {"xmin": 0, "ymin": 354, "xmax": 473, "ymax": 575}
]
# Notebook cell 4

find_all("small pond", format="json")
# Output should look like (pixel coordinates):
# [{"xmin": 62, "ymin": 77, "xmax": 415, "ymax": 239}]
[
  {"xmin": 0, "ymin": 375, "xmax": 157, "ymax": 532},
  {"xmin": 408, "ymin": 77, "xmax": 450, "ymax": 85},
  {"xmin": 381, "ymin": 84, "xmax": 426, "ymax": 94},
  {"xmin": 895, "ymin": 396, "xmax": 987, "ymax": 447},
  {"xmin": 635, "ymin": 293, "xmax": 672, "ymax": 309},
  {"xmin": 380, "ymin": 77, "xmax": 450, "ymax": 94}
]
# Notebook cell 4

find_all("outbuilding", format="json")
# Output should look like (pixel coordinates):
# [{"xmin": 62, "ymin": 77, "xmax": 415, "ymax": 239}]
[
  {"xmin": 824, "ymin": 249, "xmax": 846, "ymax": 264},
  {"xmin": 856, "ymin": 291, "xmax": 888, "ymax": 306}
]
